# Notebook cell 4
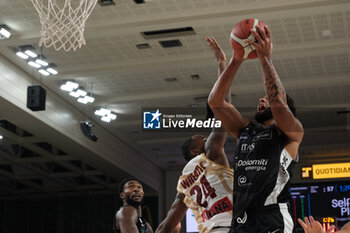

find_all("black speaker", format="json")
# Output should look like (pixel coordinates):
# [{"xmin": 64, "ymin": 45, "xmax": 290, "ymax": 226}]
[
  {"xmin": 80, "ymin": 121, "xmax": 98, "ymax": 142},
  {"xmin": 27, "ymin": 85, "xmax": 46, "ymax": 111}
]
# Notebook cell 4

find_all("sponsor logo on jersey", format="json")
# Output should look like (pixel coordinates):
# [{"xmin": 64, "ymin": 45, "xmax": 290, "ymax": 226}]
[
  {"xmin": 237, "ymin": 159, "xmax": 268, "ymax": 171},
  {"xmin": 237, "ymin": 159, "xmax": 268, "ymax": 166},
  {"xmin": 236, "ymin": 211, "xmax": 247, "ymax": 224},
  {"xmin": 238, "ymin": 175, "xmax": 251, "ymax": 187},
  {"xmin": 253, "ymin": 130, "xmax": 272, "ymax": 141},
  {"xmin": 240, "ymin": 143, "xmax": 255, "ymax": 153},
  {"xmin": 201, "ymin": 196, "xmax": 233, "ymax": 222},
  {"xmin": 180, "ymin": 162, "xmax": 206, "ymax": 189},
  {"xmin": 268, "ymin": 229, "xmax": 280, "ymax": 233},
  {"xmin": 280, "ymin": 154, "xmax": 290, "ymax": 175}
]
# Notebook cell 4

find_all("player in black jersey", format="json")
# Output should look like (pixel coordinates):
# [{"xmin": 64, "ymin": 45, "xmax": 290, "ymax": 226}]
[
  {"xmin": 114, "ymin": 178, "xmax": 153, "ymax": 233},
  {"xmin": 208, "ymin": 25, "xmax": 304, "ymax": 233}
]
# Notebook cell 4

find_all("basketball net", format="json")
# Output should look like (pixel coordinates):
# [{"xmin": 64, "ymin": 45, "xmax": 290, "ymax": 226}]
[{"xmin": 31, "ymin": 0, "xmax": 98, "ymax": 52}]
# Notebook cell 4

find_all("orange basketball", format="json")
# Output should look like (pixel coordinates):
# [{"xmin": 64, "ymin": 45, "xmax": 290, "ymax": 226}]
[{"xmin": 230, "ymin": 18, "xmax": 267, "ymax": 59}]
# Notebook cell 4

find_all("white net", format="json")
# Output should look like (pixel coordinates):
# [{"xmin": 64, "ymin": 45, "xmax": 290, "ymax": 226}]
[{"xmin": 31, "ymin": 0, "xmax": 98, "ymax": 52}]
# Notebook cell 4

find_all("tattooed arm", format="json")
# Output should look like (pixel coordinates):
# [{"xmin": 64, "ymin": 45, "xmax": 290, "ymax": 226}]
[{"xmin": 247, "ymin": 25, "xmax": 304, "ymax": 159}]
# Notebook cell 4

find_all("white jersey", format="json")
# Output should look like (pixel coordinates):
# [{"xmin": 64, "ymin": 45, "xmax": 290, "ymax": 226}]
[{"xmin": 177, "ymin": 153, "xmax": 234, "ymax": 233}]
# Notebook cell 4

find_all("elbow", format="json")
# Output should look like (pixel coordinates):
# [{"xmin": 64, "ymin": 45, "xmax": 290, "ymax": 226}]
[
  {"xmin": 155, "ymin": 222, "xmax": 167, "ymax": 233},
  {"xmin": 270, "ymin": 97, "xmax": 287, "ymax": 110},
  {"xmin": 208, "ymin": 92, "xmax": 223, "ymax": 108},
  {"xmin": 155, "ymin": 226, "xmax": 162, "ymax": 233}
]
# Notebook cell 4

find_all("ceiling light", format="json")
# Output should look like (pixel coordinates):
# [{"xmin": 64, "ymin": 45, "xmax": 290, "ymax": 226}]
[
  {"xmin": 94, "ymin": 108, "xmax": 117, "ymax": 122},
  {"xmin": 16, "ymin": 51, "xmax": 29, "ymax": 59},
  {"xmin": 0, "ymin": 134, "xmax": 3, "ymax": 140},
  {"xmin": 66, "ymin": 81, "xmax": 79, "ymax": 89},
  {"xmin": 17, "ymin": 45, "xmax": 37, "ymax": 59},
  {"xmin": 25, "ymin": 50, "xmax": 37, "ymax": 58},
  {"xmin": 69, "ymin": 89, "xmax": 89, "ymax": 98},
  {"xmin": 28, "ymin": 61, "xmax": 41, "ymax": 68},
  {"xmin": 95, "ymin": 108, "xmax": 111, "ymax": 116},
  {"xmin": 69, "ymin": 91, "xmax": 80, "ymax": 98},
  {"xmin": 36, "ymin": 58, "xmax": 49, "ymax": 66},
  {"xmin": 60, "ymin": 84, "xmax": 73, "ymax": 92},
  {"xmin": 0, "ymin": 25, "xmax": 11, "ymax": 39},
  {"xmin": 84, "ymin": 96, "xmax": 95, "ymax": 103},
  {"xmin": 38, "ymin": 69, "xmax": 50, "ymax": 76},
  {"xmin": 47, "ymin": 67, "xmax": 58, "ymax": 75},
  {"xmin": 101, "ymin": 116, "xmax": 111, "ymax": 122},
  {"xmin": 76, "ymin": 89, "xmax": 87, "ymax": 96},
  {"xmin": 94, "ymin": 110, "xmax": 104, "ymax": 116},
  {"xmin": 77, "ymin": 97, "xmax": 88, "ymax": 104},
  {"xmin": 60, "ymin": 81, "xmax": 78, "ymax": 92},
  {"xmin": 107, "ymin": 113, "xmax": 117, "ymax": 120}
]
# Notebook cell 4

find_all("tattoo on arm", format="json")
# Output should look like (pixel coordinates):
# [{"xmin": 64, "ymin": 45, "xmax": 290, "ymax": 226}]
[{"xmin": 263, "ymin": 58, "xmax": 286, "ymax": 103}]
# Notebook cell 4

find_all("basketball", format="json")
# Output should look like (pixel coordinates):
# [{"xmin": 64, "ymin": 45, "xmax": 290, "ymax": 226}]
[{"xmin": 230, "ymin": 18, "xmax": 267, "ymax": 59}]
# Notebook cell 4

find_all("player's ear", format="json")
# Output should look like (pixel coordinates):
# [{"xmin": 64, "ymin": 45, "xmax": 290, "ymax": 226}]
[{"xmin": 120, "ymin": 192, "xmax": 124, "ymax": 200}]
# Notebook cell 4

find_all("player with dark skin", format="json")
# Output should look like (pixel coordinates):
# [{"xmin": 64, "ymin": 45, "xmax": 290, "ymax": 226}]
[
  {"xmin": 208, "ymin": 24, "xmax": 304, "ymax": 232},
  {"xmin": 115, "ymin": 179, "xmax": 180, "ymax": 233},
  {"xmin": 155, "ymin": 36, "xmax": 233, "ymax": 233},
  {"xmin": 298, "ymin": 217, "xmax": 350, "ymax": 233},
  {"xmin": 115, "ymin": 179, "xmax": 153, "ymax": 233},
  {"xmin": 208, "ymin": 24, "xmax": 304, "ymax": 158}
]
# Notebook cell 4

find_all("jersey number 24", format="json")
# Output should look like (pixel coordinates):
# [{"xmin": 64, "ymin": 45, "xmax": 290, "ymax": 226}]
[{"xmin": 190, "ymin": 175, "xmax": 217, "ymax": 207}]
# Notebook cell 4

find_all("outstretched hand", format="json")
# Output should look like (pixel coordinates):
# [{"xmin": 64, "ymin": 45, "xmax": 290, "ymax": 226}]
[
  {"xmin": 247, "ymin": 25, "xmax": 273, "ymax": 59},
  {"xmin": 298, "ymin": 216, "xmax": 335, "ymax": 233},
  {"xmin": 205, "ymin": 36, "xmax": 226, "ymax": 64}
]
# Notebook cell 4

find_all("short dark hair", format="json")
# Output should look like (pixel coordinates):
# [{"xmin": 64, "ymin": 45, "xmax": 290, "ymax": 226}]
[
  {"xmin": 286, "ymin": 94, "xmax": 296, "ymax": 117},
  {"xmin": 181, "ymin": 138, "xmax": 196, "ymax": 162},
  {"xmin": 119, "ymin": 178, "xmax": 140, "ymax": 195}
]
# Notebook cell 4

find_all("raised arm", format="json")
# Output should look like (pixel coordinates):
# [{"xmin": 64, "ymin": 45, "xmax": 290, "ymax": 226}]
[
  {"xmin": 204, "ymin": 36, "xmax": 230, "ymax": 166},
  {"xmin": 155, "ymin": 193, "xmax": 187, "ymax": 233},
  {"xmin": 206, "ymin": 36, "xmax": 226, "ymax": 78},
  {"xmin": 116, "ymin": 206, "xmax": 139, "ymax": 233},
  {"xmin": 248, "ymin": 25, "xmax": 304, "ymax": 158},
  {"xmin": 208, "ymin": 42, "xmax": 249, "ymax": 139}
]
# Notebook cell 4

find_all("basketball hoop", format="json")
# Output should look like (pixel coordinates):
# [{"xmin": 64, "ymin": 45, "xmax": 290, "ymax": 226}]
[{"xmin": 31, "ymin": 0, "xmax": 98, "ymax": 52}]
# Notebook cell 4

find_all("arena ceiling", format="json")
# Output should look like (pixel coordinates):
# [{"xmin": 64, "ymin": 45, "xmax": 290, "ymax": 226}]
[{"xmin": 0, "ymin": 0, "xmax": 349, "ymax": 198}]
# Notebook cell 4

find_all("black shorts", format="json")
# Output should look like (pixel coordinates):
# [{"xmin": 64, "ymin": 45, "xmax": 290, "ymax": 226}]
[{"xmin": 229, "ymin": 203, "xmax": 293, "ymax": 233}]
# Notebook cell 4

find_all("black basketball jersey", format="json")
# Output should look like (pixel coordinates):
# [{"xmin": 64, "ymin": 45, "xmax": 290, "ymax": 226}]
[
  {"xmin": 232, "ymin": 123, "xmax": 294, "ymax": 222},
  {"xmin": 114, "ymin": 215, "xmax": 150, "ymax": 233},
  {"xmin": 136, "ymin": 217, "xmax": 150, "ymax": 233}
]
